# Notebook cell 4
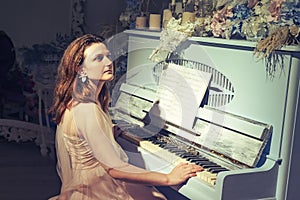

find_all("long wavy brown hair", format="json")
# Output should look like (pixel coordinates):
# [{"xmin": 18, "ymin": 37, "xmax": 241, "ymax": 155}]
[{"xmin": 49, "ymin": 34, "xmax": 111, "ymax": 124}]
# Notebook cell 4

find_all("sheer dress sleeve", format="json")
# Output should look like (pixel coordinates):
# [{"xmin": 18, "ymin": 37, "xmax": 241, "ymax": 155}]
[{"xmin": 72, "ymin": 103, "xmax": 146, "ymax": 173}]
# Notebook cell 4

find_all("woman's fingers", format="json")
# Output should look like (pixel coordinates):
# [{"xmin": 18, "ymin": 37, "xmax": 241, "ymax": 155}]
[
  {"xmin": 177, "ymin": 162, "xmax": 203, "ymax": 171},
  {"xmin": 177, "ymin": 162, "xmax": 188, "ymax": 167},
  {"xmin": 168, "ymin": 162, "xmax": 204, "ymax": 185},
  {"xmin": 174, "ymin": 162, "xmax": 203, "ymax": 179}
]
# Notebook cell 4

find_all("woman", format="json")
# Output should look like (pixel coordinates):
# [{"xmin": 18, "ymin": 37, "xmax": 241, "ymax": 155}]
[{"xmin": 49, "ymin": 34, "xmax": 202, "ymax": 200}]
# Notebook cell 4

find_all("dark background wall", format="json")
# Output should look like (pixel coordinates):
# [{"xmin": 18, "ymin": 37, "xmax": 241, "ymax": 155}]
[
  {"xmin": 0, "ymin": 0, "xmax": 72, "ymax": 47},
  {"xmin": 0, "ymin": 0, "xmax": 169, "ymax": 48},
  {"xmin": 0, "ymin": 0, "xmax": 127, "ymax": 48}
]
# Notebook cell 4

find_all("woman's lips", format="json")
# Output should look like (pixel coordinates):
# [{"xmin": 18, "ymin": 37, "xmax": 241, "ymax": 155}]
[{"xmin": 104, "ymin": 69, "xmax": 112, "ymax": 73}]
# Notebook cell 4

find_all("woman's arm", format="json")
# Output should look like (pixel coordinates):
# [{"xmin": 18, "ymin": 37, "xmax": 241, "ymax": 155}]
[
  {"xmin": 107, "ymin": 162, "xmax": 202, "ymax": 186},
  {"xmin": 74, "ymin": 103, "xmax": 202, "ymax": 186}
]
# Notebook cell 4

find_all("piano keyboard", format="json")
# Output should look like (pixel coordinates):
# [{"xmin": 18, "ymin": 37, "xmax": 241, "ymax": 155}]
[{"xmin": 121, "ymin": 128, "xmax": 232, "ymax": 186}]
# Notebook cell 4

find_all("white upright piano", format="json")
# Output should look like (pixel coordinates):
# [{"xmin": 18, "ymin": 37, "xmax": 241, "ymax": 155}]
[{"xmin": 110, "ymin": 30, "xmax": 300, "ymax": 200}]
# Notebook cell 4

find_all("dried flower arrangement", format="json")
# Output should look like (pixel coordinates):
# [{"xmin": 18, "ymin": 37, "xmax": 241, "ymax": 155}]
[
  {"xmin": 143, "ymin": 0, "xmax": 300, "ymax": 77},
  {"xmin": 199, "ymin": 0, "xmax": 300, "ymax": 77}
]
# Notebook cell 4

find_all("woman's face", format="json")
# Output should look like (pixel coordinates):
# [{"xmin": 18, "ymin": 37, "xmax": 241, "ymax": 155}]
[{"xmin": 82, "ymin": 42, "xmax": 114, "ymax": 81}]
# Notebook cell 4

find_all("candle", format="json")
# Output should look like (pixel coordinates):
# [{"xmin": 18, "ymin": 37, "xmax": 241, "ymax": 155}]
[
  {"xmin": 149, "ymin": 14, "xmax": 161, "ymax": 30},
  {"xmin": 181, "ymin": 12, "xmax": 195, "ymax": 24},
  {"xmin": 163, "ymin": 9, "xmax": 173, "ymax": 28},
  {"xmin": 136, "ymin": 16, "xmax": 147, "ymax": 29}
]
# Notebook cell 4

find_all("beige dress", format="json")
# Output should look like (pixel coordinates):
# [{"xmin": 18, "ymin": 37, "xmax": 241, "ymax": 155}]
[{"xmin": 49, "ymin": 102, "xmax": 166, "ymax": 200}]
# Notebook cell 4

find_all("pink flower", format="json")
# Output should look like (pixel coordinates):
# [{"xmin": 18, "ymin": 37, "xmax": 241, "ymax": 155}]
[
  {"xmin": 268, "ymin": 0, "xmax": 286, "ymax": 22},
  {"xmin": 211, "ymin": 6, "xmax": 233, "ymax": 37}
]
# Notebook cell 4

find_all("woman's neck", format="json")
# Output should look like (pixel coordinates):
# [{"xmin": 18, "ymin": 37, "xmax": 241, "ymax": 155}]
[{"xmin": 95, "ymin": 80, "xmax": 105, "ymax": 99}]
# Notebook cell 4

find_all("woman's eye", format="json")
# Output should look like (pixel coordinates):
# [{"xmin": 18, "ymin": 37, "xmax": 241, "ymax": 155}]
[
  {"xmin": 106, "ymin": 53, "xmax": 112, "ymax": 60},
  {"xmin": 96, "ymin": 55, "xmax": 104, "ymax": 61}
]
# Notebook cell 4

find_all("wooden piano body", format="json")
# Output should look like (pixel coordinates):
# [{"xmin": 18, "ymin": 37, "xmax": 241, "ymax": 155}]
[{"xmin": 110, "ymin": 30, "xmax": 300, "ymax": 200}]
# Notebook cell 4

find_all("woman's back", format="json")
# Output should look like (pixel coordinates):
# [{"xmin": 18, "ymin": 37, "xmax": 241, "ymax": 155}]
[{"xmin": 54, "ymin": 103, "xmax": 133, "ymax": 199}]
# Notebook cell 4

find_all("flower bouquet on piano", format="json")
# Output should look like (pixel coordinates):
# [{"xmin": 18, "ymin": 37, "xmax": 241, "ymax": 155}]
[{"xmin": 149, "ymin": 17, "xmax": 196, "ymax": 63}]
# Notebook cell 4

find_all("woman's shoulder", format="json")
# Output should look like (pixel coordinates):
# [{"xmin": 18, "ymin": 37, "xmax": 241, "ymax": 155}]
[
  {"xmin": 75, "ymin": 102, "xmax": 99, "ymax": 108},
  {"xmin": 72, "ymin": 102, "xmax": 101, "ymax": 114}
]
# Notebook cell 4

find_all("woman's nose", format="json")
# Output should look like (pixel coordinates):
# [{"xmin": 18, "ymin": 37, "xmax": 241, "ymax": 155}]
[{"xmin": 104, "ymin": 56, "xmax": 112, "ymax": 66}]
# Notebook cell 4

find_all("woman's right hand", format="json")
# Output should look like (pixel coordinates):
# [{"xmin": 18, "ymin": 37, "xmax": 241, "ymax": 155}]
[{"xmin": 166, "ymin": 162, "xmax": 203, "ymax": 185}]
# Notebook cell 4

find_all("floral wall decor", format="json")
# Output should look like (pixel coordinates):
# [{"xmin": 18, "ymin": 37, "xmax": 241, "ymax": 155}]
[
  {"xmin": 71, "ymin": 0, "xmax": 87, "ymax": 37},
  {"xmin": 18, "ymin": 34, "xmax": 76, "ymax": 73},
  {"xmin": 15, "ymin": 34, "xmax": 76, "ymax": 122}
]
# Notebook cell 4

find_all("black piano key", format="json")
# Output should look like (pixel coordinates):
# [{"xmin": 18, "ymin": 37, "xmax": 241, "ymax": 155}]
[
  {"xmin": 174, "ymin": 151, "xmax": 187, "ymax": 156},
  {"xmin": 164, "ymin": 145, "xmax": 177, "ymax": 149},
  {"xmin": 201, "ymin": 164, "xmax": 221, "ymax": 168},
  {"xmin": 158, "ymin": 143, "xmax": 166, "ymax": 148},
  {"xmin": 184, "ymin": 156, "xmax": 205, "ymax": 160},
  {"xmin": 181, "ymin": 154, "xmax": 198, "ymax": 159},
  {"xmin": 152, "ymin": 141, "xmax": 164, "ymax": 145},
  {"xmin": 174, "ymin": 151, "xmax": 188, "ymax": 156},
  {"xmin": 164, "ymin": 147, "xmax": 177, "ymax": 151},
  {"xmin": 210, "ymin": 168, "xmax": 228, "ymax": 173},
  {"xmin": 202, "ymin": 162, "xmax": 220, "ymax": 166},
  {"xmin": 145, "ymin": 137, "xmax": 230, "ymax": 175},
  {"xmin": 188, "ymin": 158, "xmax": 209, "ymax": 162},
  {"xmin": 168, "ymin": 149, "xmax": 183, "ymax": 154},
  {"xmin": 148, "ymin": 137, "xmax": 158, "ymax": 142},
  {"xmin": 206, "ymin": 166, "xmax": 224, "ymax": 171},
  {"xmin": 193, "ymin": 161, "xmax": 212, "ymax": 165},
  {"xmin": 180, "ymin": 153, "xmax": 195, "ymax": 158}
]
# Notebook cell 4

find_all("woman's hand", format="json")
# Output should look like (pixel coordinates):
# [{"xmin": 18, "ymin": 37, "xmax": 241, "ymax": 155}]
[{"xmin": 166, "ymin": 162, "xmax": 203, "ymax": 185}]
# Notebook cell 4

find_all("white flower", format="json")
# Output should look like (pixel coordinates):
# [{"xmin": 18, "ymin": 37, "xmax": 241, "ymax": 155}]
[{"xmin": 149, "ymin": 17, "xmax": 196, "ymax": 62}]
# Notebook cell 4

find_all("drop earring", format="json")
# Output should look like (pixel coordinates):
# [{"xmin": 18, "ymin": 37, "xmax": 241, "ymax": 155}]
[{"xmin": 79, "ymin": 70, "xmax": 88, "ymax": 83}]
